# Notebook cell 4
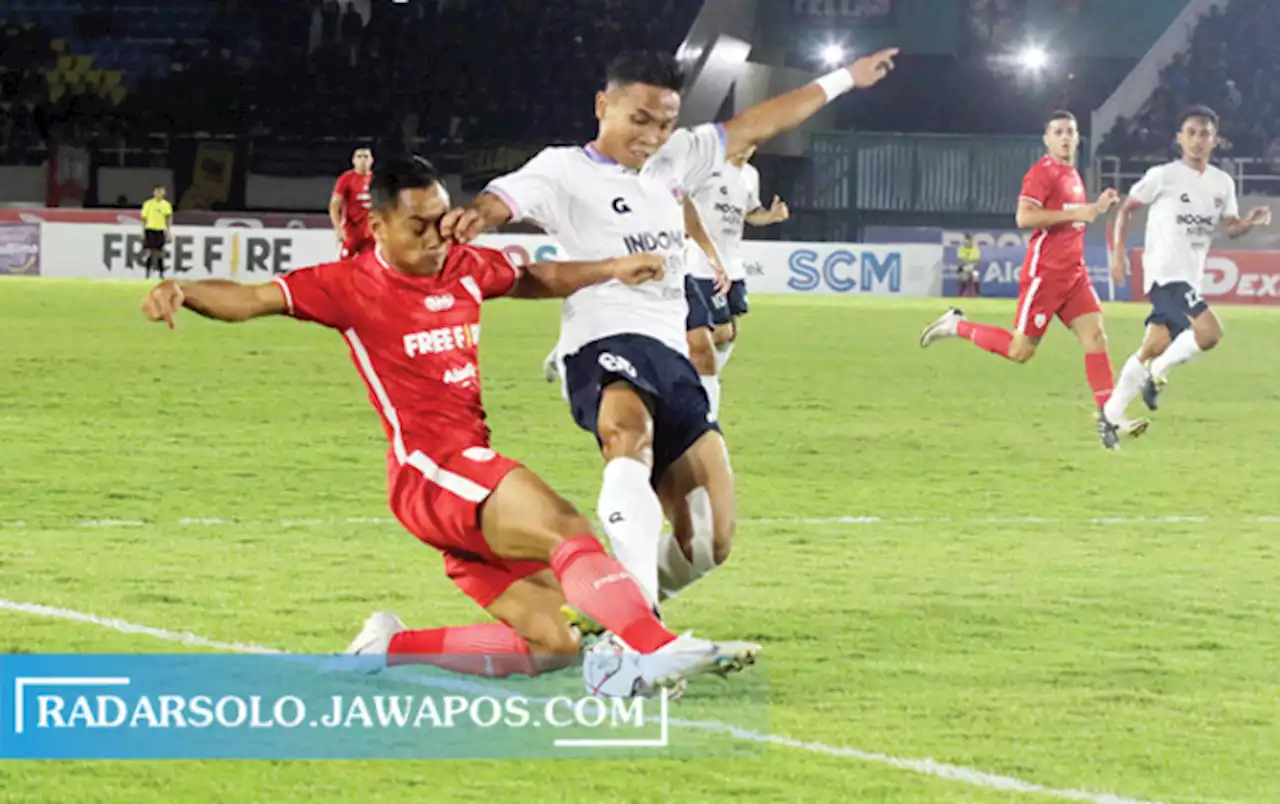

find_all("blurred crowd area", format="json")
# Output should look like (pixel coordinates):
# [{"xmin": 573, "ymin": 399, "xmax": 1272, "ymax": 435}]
[
  {"xmin": 1099, "ymin": 0, "xmax": 1280, "ymax": 167},
  {"xmin": 0, "ymin": 0, "xmax": 699, "ymax": 165},
  {"xmin": 6, "ymin": 0, "xmax": 1280, "ymax": 172}
]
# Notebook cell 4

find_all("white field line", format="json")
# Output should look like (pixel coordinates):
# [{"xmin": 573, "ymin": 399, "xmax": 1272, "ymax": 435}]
[
  {"xmin": 0, "ymin": 597, "xmax": 1164, "ymax": 804},
  {"xmin": 0, "ymin": 514, "xmax": 1272, "ymax": 531}
]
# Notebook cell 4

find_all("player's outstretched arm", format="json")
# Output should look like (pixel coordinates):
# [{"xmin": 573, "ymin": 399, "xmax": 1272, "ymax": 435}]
[
  {"xmin": 719, "ymin": 48, "xmax": 898, "ymax": 157},
  {"xmin": 141, "ymin": 279, "xmax": 287, "ymax": 328},
  {"xmin": 438, "ymin": 193, "xmax": 514, "ymax": 246},
  {"xmin": 509, "ymin": 253, "xmax": 665, "ymax": 299}
]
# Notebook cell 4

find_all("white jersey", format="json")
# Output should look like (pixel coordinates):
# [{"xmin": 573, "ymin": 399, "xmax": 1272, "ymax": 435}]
[
  {"xmin": 1128, "ymin": 160, "xmax": 1239, "ymax": 292},
  {"xmin": 486, "ymin": 124, "xmax": 726, "ymax": 356},
  {"xmin": 688, "ymin": 161, "xmax": 762, "ymax": 280}
]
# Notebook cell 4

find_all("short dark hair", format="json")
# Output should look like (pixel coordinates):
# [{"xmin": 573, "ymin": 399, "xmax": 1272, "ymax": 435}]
[
  {"xmin": 153, "ymin": 183, "xmax": 164, "ymax": 190},
  {"xmin": 370, "ymin": 156, "xmax": 440, "ymax": 212},
  {"xmin": 1045, "ymin": 109, "xmax": 1077, "ymax": 130},
  {"xmin": 606, "ymin": 51, "xmax": 684, "ymax": 92},
  {"xmin": 1178, "ymin": 104, "xmax": 1219, "ymax": 130}
]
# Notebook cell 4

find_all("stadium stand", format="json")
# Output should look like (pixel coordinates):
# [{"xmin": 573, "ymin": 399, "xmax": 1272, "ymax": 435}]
[{"xmin": 1099, "ymin": 0, "xmax": 1280, "ymax": 163}]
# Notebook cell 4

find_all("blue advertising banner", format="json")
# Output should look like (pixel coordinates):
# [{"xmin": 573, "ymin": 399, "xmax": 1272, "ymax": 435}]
[
  {"xmin": 0, "ymin": 654, "xmax": 768, "ymax": 760},
  {"xmin": 941, "ymin": 245, "xmax": 1130, "ymax": 302}
]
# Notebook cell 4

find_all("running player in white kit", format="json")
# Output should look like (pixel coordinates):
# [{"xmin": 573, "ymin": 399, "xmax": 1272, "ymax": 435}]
[
  {"xmin": 687, "ymin": 144, "xmax": 790, "ymax": 374},
  {"xmin": 1105, "ymin": 106, "xmax": 1271, "ymax": 423},
  {"xmin": 441, "ymin": 48, "xmax": 898, "ymax": 619}
]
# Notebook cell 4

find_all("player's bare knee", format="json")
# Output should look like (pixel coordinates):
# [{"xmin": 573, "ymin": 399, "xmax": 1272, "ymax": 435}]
[
  {"xmin": 687, "ymin": 334, "xmax": 716, "ymax": 375},
  {"xmin": 598, "ymin": 424, "xmax": 651, "ymax": 463},
  {"xmin": 1008, "ymin": 342, "xmax": 1037, "ymax": 363}
]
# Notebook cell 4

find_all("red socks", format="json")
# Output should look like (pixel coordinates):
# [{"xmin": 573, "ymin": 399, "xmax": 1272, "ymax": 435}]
[
  {"xmin": 1084, "ymin": 351, "xmax": 1115, "ymax": 408},
  {"xmin": 387, "ymin": 623, "xmax": 537, "ymax": 677},
  {"xmin": 550, "ymin": 535, "xmax": 676, "ymax": 653},
  {"xmin": 957, "ymin": 321, "xmax": 1013, "ymax": 358}
]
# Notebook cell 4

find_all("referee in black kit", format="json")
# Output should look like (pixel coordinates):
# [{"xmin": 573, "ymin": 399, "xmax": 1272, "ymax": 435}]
[{"xmin": 140, "ymin": 184, "xmax": 173, "ymax": 278}]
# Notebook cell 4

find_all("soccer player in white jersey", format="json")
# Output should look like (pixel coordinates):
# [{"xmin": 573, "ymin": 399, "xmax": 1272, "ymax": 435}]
[
  {"xmin": 441, "ymin": 48, "xmax": 898, "ymax": 622},
  {"xmin": 687, "ymin": 144, "xmax": 790, "ymax": 372},
  {"xmin": 1105, "ymin": 106, "xmax": 1271, "ymax": 423}
]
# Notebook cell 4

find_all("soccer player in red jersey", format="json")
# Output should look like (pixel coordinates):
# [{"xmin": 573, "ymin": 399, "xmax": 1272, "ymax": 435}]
[
  {"xmin": 141, "ymin": 157, "xmax": 759, "ymax": 696},
  {"xmin": 329, "ymin": 146, "xmax": 375, "ymax": 259},
  {"xmin": 919, "ymin": 110, "xmax": 1140, "ymax": 449}
]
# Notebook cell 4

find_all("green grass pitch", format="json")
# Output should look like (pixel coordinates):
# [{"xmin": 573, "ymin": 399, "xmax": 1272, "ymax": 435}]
[{"xmin": 1, "ymin": 278, "xmax": 1278, "ymax": 802}]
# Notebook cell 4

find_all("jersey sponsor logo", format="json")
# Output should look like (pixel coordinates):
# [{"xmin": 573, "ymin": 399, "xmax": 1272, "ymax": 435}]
[
  {"xmin": 403, "ymin": 324, "xmax": 479, "ymax": 357},
  {"xmin": 611, "ymin": 197, "xmax": 632, "ymax": 215},
  {"xmin": 622, "ymin": 230, "xmax": 684, "ymax": 254},
  {"xmin": 597, "ymin": 352, "xmax": 638, "ymax": 378},
  {"xmin": 423, "ymin": 294, "xmax": 456, "ymax": 311},
  {"xmin": 443, "ymin": 363, "xmax": 479, "ymax": 387}
]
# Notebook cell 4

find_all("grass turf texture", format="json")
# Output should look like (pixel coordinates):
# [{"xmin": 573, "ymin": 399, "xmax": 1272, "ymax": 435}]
[{"xmin": 2, "ymin": 279, "xmax": 1278, "ymax": 803}]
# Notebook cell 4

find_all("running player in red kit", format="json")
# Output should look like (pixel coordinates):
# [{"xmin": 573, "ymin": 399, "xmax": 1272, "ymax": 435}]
[
  {"xmin": 329, "ymin": 146, "xmax": 374, "ymax": 258},
  {"xmin": 919, "ymin": 110, "xmax": 1140, "ymax": 449},
  {"xmin": 141, "ymin": 157, "xmax": 758, "ymax": 696}
]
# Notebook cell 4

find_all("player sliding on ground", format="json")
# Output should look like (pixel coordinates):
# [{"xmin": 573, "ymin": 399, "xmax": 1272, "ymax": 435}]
[
  {"xmin": 440, "ymin": 47, "xmax": 899, "ymax": 615},
  {"xmin": 140, "ymin": 157, "xmax": 759, "ymax": 698},
  {"xmin": 1105, "ymin": 105, "xmax": 1271, "ymax": 423},
  {"xmin": 920, "ymin": 110, "xmax": 1139, "ymax": 449}
]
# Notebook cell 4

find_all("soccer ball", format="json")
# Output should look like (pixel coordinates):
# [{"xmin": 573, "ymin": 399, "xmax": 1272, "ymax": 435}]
[
  {"xmin": 582, "ymin": 633, "xmax": 640, "ymax": 698},
  {"xmin": 581, "ymin": 633, "xmax": 686, "ymax": 699}
]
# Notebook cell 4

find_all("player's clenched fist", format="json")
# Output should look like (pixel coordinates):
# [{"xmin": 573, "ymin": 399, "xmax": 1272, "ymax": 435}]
[
  {"xmin": 142, "ymin": 279, "xmax": 184, "ymax": 329},
  {"xmin": 610, "ymin": 253, "xmax": 665, "ymax": 285},
  {"xmin": 438, "ymin": 207, "xmax": 484, "ymax": 243}
]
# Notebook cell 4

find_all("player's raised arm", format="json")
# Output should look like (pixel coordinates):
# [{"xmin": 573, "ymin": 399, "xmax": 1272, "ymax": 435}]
[
  {"xmin": 509, "ymin": 253, "xmax": 664, "ymax": 299},
  {"xmin": 438, "ymin": 189, "xmax": 516, "ymax": 244},
  {"xmin": 719, "ymin": 48, "xmax": 898, "ymax": 157},
  {"xmin": 141, "ymin": 279, "xmax": 287, "ymax": 328}
]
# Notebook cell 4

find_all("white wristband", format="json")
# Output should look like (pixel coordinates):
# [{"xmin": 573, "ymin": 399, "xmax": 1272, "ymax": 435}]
[{"xmin": 814, "ymin": 68, "xmax": 856, "ymax": 102}]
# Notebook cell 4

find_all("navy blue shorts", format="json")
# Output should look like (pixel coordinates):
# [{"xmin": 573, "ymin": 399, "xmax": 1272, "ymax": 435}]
[
  {"xmin": 687, "ymin": 276, "xmax": 731, "ymax": 329},
  {"xmin": 684, "ymin": 275, "xmax": 722, "ymax": 331},
  {"xmin": 562, "ymin": 333, "xmax": 720, "ymax": 484},
  {"xmin": 728, "ymin": 279, "xmax": 749, "ymax": 317},
  {"xmin": 1146, "ymin": 281, "xmax": 1209, "ymax": 337}
]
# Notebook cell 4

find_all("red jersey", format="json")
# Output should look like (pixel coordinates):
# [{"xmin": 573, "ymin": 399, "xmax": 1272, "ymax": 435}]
[
  {"xmin": 273, "ymin": 245, "xmax": 521, "ymax": 461},
  {"xmin": 1018, "ymin": 156, "xmax": 1088, "ymax": 280},
  {"xmin": 333, "ymin": 169, "xmax": 373, "ymax": 242}
]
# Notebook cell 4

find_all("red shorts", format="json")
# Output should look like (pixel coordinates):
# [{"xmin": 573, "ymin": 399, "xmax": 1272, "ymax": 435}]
[
  {"xmin": 1013, "ymin": 270, "xmax": 1102, "ymax": 338},
  {"xmin": 386, "ymin": 446, "xmax": 546, "ymax": 608},
  {"xmin": 341, "ymin": 234, "xmax": 374, "ymax": 260}
]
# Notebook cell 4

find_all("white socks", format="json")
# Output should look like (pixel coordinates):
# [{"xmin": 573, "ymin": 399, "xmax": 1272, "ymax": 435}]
[
  {"xmin": 656, "ymin": 487, "xmax": 718, "ymax": 601},
  {"xmin": 1149, "ymin": 330, "xmax": 1202, "ymax": 380},
  {"xmin": 596, "ymin": 457, "xmax": 665, "ymax": 605},
  {"xmin": 700, "ymin": 374, "xmax": 721, "ymax": 422},
  {"xmin": 1104, "ymin": 352, "xmax": 1146, "ymax": 423},
  {"xmin": 714, "ymin": 341, "xmax": 734, "ymax": 372}
]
